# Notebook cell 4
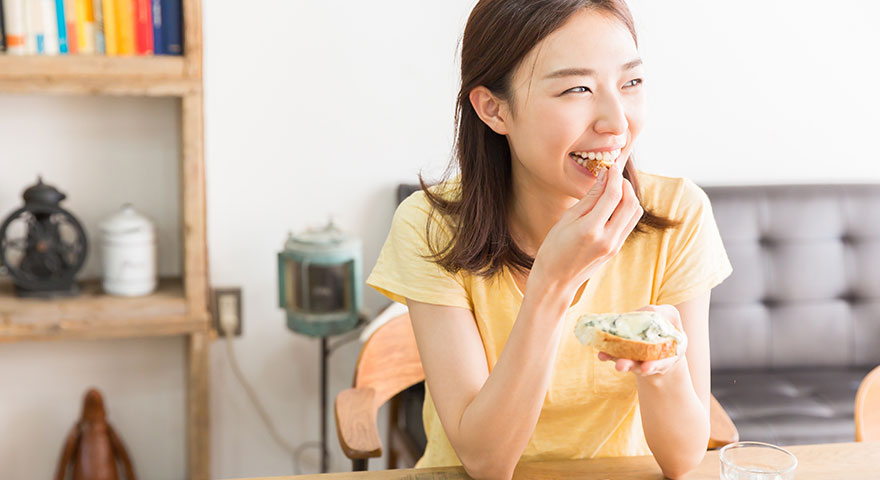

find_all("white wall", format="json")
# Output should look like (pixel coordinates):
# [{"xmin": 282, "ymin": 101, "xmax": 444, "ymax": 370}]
[{"xmin": 1, "ymin": 1, "xmax": 878, "ymax": 478}]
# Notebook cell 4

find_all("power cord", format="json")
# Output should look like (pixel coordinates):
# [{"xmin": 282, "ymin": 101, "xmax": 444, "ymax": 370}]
[{"xmin": 219, "ymin": 319, "xmax": 325, "ymax": 474}]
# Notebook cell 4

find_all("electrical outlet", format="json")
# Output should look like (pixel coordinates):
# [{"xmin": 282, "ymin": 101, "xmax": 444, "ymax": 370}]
[{"xmin": 212, "ymin": 288, "xmax": 243, "ymax": 337}]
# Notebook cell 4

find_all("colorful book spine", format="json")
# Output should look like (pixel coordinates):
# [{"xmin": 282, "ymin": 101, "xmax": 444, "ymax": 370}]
[
  {"xmin": 160, "ymin": 0, "xmax": 179, "ymax": 55},
  {"xmin": 54, "ymin": 0, "xmax": 67, "ymax": 53},
  {"xmin": 114, "ymin": 0, "xmax": 133, "ymax": 55},
  {"xmin": 0, "ymin": 0, "xmax": 6, "ymax": 52},
  {"xmin": 100, "ymin": 0, "xmax": 114, "ymax": 53},
  {"xmin": 3, "ymin": 0, "xmax": 27, "ymax": 54},
  {"xmin": 150, "ymin": 0, "xmax": 161, "ymax": 54},
  {"xmin": 133, "ymin": 0, "xmax": 150, "ymax": 54},
  {"xmin": 39, "ymin": 0, "xmax": 59, "ymax": 54},
  {"xmin": 63, "ymin": 0, "xmax": 76, "ymax": 53},
  {"xmin": 92, "ymin": 0, "xmax": 103, "ymax": 53},
  {"xmin": 25, "ymin": 0, "xmax": 44, "ymax": 53},
  {"xmin": 74, "ymin": 0, "xmax": 94, "ymax": 53}
]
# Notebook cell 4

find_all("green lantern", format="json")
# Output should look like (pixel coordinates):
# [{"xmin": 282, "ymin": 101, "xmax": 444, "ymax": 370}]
[{"xmin": 277, "ymin": 221, "xmax": 362, "ymax": 337}]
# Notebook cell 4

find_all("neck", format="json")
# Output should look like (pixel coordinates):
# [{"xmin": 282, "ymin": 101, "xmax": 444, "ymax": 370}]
[{"xmin": 507, "ymin": 158, "xmax": 577, "ymax": 257}]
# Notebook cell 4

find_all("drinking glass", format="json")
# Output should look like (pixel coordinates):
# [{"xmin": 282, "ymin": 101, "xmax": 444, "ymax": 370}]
[{"xmin": 719, "ymin": 441, "xmax": 798, "ymax": 480}]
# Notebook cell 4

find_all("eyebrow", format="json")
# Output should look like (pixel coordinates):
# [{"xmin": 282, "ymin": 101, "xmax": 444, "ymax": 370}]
[{"xmin": 542, "ymin": 58, "xmax": 643, "ymax": 80}]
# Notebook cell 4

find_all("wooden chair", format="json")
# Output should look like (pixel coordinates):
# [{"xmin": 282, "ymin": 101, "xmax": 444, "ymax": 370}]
[
  {"xmin": 855, "ymin": 365, "xmax": 880, "ymax": 442},
  {"xmin": 335, "ymin": 313, "xmax": 740, "ymax": 471}
]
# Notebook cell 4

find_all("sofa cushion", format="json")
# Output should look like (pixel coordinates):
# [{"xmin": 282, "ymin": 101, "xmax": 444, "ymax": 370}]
[
  {"xmin": 713, "ymin": 368, "xmax": 872, "ymax": 446},
  {"xmin": 704, "ymin": 185, "xmax": 880, "ymax": 371}
]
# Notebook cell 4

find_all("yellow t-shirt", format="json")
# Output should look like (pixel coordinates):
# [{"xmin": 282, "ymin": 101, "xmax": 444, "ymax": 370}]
[{"xmin": 366, "ymin": 170, "xmax": 733, "ymax": 468}]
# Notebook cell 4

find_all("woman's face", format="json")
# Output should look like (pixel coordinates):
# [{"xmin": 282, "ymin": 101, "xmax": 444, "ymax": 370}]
[{"xmin": 502, "ymin": 8, "xmax": 646, "ymax": 200}]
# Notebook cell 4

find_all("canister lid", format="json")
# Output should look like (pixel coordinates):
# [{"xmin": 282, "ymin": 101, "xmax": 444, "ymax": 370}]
[
  {"xmin": 284, "ymin": 221, "xmax": 359, "ymax": 252},
  {"xmin": 99, "ymin": 204, "xmax": 156, "ymax": 241}
]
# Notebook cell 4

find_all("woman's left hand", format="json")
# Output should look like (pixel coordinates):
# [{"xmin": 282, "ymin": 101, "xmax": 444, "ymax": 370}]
[{"xmin": 596, "ymin": 304, "xmax": 687, "ymax": 377}]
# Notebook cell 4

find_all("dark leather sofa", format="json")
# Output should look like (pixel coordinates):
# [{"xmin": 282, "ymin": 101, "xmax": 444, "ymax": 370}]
[
  {"xmin": 704, "ymin": 184, "xmax": 880, "ymax": 445},
  {"xmin": 392, "ymin": 182, "xmax": 880, "ymax": 457}
]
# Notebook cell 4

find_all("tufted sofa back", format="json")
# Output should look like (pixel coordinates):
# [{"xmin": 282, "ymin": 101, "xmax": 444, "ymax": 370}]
[
  {"xmin": 705, "ymin": 185, "xmax": 880, "ymax": 371},
  {"xmin": 396, "ymin": 184, "xmax": 880, "ymax": 372}
]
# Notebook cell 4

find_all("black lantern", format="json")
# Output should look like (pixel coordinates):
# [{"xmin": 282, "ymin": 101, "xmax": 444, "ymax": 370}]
[{"xmin": 0, "ymin": 177, "xmax": 88, "ymax": 298}]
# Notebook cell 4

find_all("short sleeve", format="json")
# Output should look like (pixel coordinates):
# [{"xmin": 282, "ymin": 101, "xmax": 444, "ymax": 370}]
[
  {"xmin": 656, "ymin": 179, "xmax": 733, "ymax": 306},
  {"xmin": 366, "ymin": 192, "xmax": 472, "ymax": 310}
]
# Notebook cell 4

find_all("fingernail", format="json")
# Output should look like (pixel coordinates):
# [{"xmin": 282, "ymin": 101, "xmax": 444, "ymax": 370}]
[{"xmin": 597, "ymin": 169, "xmax": 608, "ymax": 184}]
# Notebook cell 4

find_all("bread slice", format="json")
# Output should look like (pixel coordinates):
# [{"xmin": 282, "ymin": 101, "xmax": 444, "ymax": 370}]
[
  {"xmin": 574, "ymin": 311, "xmax": 686, "ymax": 362},
  {"xmin": 585, "ymin": 157, "xmax": 614, "ymax": 175}
]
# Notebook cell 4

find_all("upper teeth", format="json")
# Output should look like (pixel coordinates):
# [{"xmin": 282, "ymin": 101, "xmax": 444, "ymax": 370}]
[{"xmin": 571, "ymin": 149, "xmax": 621, "ymax": 163}]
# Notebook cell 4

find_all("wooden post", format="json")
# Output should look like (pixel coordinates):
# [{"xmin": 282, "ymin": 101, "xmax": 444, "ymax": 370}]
[
  {"xmin": 181, "ymin": 91, "xmax": 210, "ymax": 321},
  {"xmin": 187, "ymin": 331, "xmax": 210, "ymax": 480}
]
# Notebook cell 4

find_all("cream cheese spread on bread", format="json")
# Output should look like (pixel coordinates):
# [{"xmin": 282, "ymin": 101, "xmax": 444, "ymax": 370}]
[{"xmin": 575, "ymin": 311, "xmax": 687, "ymax": 356}]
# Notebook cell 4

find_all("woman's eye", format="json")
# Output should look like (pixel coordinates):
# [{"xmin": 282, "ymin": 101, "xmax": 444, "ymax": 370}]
[
  {"xmin": 623, "ymin": 78, "xmax": 643, "ymax": 88},
  {"xmin": 564, "ymin": 86, "xmax": 592, "ymax": 94}
]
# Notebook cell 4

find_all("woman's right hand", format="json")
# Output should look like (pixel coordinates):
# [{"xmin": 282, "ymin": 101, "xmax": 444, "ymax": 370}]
[{"xmin": 530, "ymin": 164, "xmax": 644, "ymax": 298}]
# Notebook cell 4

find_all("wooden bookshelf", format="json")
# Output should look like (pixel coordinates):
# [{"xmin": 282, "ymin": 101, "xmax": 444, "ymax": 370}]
[
  {"xmin": 0, "ymin": 0, "xmax": 211, "ymax": 478},
  {"xmin": 0, "ymin": 56, "xmax": 199, "ymax": 96},
  {"xmin": 0, "ymin": 278, "xmax": 207, "ymax": 342}
]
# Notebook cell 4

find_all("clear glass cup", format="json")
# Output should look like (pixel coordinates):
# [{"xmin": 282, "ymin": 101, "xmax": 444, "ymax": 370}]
[{"xmin": 719, "ymin": 441, "xmax": 798, "ymax": 480}]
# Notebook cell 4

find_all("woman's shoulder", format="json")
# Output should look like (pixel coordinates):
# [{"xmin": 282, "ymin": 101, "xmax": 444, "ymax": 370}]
[
  {"xmin": 395, "ymin": 177, "xmax": 461, "ymax": 225},
  {"xmin": 391, "ymin": 177, "xmax": 462, "ymax": 246},
  {"xmin": 635, "ymin": 169, "xmax": 711, "ymax": 221}
]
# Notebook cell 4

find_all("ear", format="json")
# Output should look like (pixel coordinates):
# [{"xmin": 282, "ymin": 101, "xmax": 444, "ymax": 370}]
[{"xmin": 469, "ymin": 86, "xmax": 510, "ymax": 135}]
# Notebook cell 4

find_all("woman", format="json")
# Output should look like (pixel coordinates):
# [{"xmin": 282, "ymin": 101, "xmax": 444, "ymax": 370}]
[{"xmin": 367, "ymin": 1, "xmax": 732, "ymax": 479}]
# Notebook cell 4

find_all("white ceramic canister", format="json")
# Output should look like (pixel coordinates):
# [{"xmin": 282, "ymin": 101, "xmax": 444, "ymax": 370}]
[{"xmin": 98, "ymin": 204, "xmax": 157, "ymax": 296}]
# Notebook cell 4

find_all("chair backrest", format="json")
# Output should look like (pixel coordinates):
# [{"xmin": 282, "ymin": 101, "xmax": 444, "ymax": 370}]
[
  {"xmin": 855, "ymin": 365, "xmax": 880, "ymax": 442},
  {"xmin": 354, "ymin": 313, "xmax": 425, "ymax": 410}
]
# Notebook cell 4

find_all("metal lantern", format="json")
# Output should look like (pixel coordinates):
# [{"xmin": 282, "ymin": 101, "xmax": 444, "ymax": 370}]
[
  {"xmin": 0, "ymin": 177, "xmax": 88, "ymax": 298},
  {"xmin": 277, "ymin": 221, "xmax": 362, "ymax": 337}
]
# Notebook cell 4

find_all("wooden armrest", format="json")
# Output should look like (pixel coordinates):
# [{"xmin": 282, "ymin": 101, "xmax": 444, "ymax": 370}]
[
  {"xmin": 708, "ymin": 394, "xmax": 739, "ymax": 449},
  {"xmin": 335, "ymin": 387, "xmax": 383, "ymax": 460}
]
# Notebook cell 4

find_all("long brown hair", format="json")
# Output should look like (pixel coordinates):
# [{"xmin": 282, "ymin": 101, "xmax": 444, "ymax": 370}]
[{"xmin": 421, "ymin": 0, "xmax": 680, "ymax": 278}]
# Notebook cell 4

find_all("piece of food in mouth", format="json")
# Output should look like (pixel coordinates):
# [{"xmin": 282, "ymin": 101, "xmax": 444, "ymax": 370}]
[
  {"xmin": 574, "ymin": 311, "xmax": 687, "ymax": 362},
  {"xmin": 570, "ymin": 149, "xmax": 620, "ymax": 175},
  {"xmin": 585, "ymin": 157, "xmax": 615, "ymax": 174}
]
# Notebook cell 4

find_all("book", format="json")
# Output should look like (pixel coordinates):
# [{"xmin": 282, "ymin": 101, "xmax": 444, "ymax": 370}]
[
  {"xmin": 133, "ymin": 0, "xmax": 150, "ymax": 54},
  {"xmin": 63, "ymin": 0, "xmax": 76, "ymax": 53},
  {"xmin": 23, "ymin": 0, "xmax": 42, "ymax": 53},
  {"xmin": 0, "ymin": 0, "xmax": 6, "ymax": 51},
  {"xmin": 74, "ymin": 0, "xmax": 94, "ymax": 53},
  {"xmin": 115, "ymin": 0, "xmax": 133, "ymax": 55},
  {"xmin": 54, "ymin": 0, "xmax": 67, "ymax": 53},
  {"xmin": 6, "ymin": 0, "xmax": 27, "ymax": 54},
  {"xmin": 100, "ymin": 0, "xmax": 114, "ymax": 54},
  {"xmin": 39, "ymin": 0, "xmax": 59, "ymax": 54},
  {"xmin": 160, "ymin": 0, "xmax": 179, "ymax": 54},
  {"xmin": 150, "ymin": 0, "xmax": 161, "ymax": 54},
  {"xmin": 92, "ymin": 0, "xmax": 103, "ymax": 53}
]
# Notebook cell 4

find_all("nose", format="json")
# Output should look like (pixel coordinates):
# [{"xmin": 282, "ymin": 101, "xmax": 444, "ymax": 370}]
[{"xmin": 593, "ymin": 91, "xmax": 628, "ymax": 136}]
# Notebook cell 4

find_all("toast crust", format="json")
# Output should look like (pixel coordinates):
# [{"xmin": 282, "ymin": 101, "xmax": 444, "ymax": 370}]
[
  {"xmin": 586, "ymin": 328, "xmax": 678, "ymax": 362},
  {"xmin": 585, "ymin": 157, "xmax": 614, "ymax": 175}
]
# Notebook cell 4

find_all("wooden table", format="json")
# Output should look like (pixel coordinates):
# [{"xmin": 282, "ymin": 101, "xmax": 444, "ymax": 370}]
[{"xmin": 234, "ymin": 442, "xmax": 880, "ymax": 479}]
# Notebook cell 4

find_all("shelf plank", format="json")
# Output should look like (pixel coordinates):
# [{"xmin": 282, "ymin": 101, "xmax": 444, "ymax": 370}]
[
  {"xmin": 0, "ymin": 56, "xmax": 200, "ymax": 96},
  {"xmin": 0, "ymin": 55, "xmax": 189, "ymax": 79},
  {"xmin": 0, "ymin": 277, "xmax": 208, "ymax": 342}
]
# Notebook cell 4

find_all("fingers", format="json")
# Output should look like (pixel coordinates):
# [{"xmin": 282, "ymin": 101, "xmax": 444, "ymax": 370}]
[
  {"xmin": 584, "ymin": 165, "xmax": 624, "ymax": 222},
  {"xmin": 616, "ymin": 358, "xmax": 635, "ymax": 372},
  {"xmin": 604, "ymin": 177, "xmax": 644, "ymax": 250},
  {"xmin": 564, "ymin": 168, "xmax": 610, "ymax": 220},
  {"xmin": 597, "ymin": 352, "xmax": 680, "ymax": 376}
]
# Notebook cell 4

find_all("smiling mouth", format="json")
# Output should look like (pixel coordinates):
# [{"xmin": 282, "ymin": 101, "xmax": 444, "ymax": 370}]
[{"xmin": 570, "ymin": 149, "xmax": 622, "ymax": 173}]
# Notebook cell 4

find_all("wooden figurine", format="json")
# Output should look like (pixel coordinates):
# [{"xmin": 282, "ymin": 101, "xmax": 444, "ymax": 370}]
[{"xmin": 55, "ymin": 388, "xmax": 136, "ymax": 480}]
